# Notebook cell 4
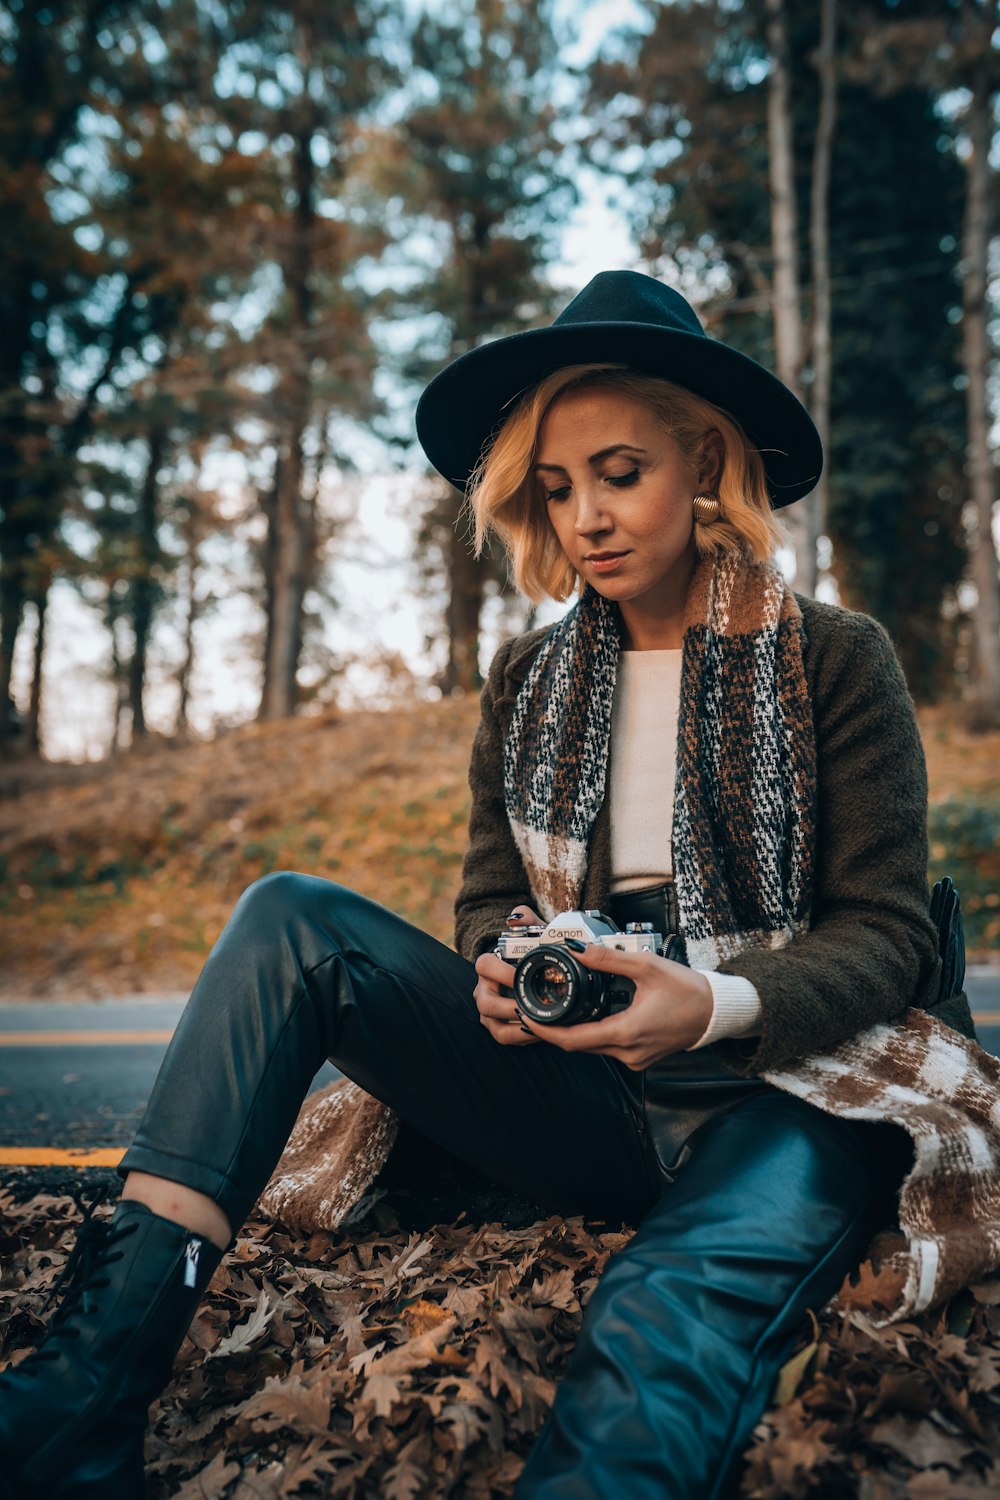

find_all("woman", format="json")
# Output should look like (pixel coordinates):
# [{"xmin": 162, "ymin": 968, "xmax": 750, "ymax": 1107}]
[{"xmin": 0, "ymin": 271, "xmax": 946, "ymax": 1500}]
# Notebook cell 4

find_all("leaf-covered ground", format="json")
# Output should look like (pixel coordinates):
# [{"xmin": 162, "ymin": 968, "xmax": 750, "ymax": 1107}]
[{"xmin": 3, "ymin": 1182, "xmax": 1000, "ymax": 1498}]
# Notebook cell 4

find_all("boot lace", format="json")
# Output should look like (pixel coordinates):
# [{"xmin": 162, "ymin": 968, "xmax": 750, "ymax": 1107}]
[{"xmin": 0, "ymin": 1187, "xmax": 139, "ymax": 1378}]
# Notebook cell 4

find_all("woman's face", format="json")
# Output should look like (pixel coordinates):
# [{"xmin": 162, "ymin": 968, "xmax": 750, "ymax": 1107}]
[{"xmin": 533, "ymin": 386, "xmax": 715, "ymax": 635}]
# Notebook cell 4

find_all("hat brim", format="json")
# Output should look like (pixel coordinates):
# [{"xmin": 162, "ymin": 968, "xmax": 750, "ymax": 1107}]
[{"xmin": 415, "ymin": 320, "xmax": 822, "ymax": 508}]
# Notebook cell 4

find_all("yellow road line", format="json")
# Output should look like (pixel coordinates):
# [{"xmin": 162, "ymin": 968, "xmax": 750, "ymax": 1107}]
[
  {"xmin": 0, "ymin": 1147, "xmax": 125, "ymax": 1166},
  {"xmin": 0, "ymin": 1030, "xmax": 175, "ymax": 1047}
]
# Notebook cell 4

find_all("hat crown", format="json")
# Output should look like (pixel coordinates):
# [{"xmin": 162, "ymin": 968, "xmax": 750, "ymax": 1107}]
[{"xmin": 554, "ymin": 270, "xmax": 705, "ymax": 340}]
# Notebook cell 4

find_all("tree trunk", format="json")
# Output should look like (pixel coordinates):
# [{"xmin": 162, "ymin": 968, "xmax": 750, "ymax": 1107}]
[
  {"xmin": 0, "ymin": 588, "xmax": 23, "ymax": 755},
  {"xmin": 443, "ymin": 498, "xmax": 483, "ymax": 694},
  {"xmin": 261, "ymin": 426, "xmax": 308, "ymax": 720},
  {"xmin": 289, "ymin": 412, "xmax": 327, "ymax": 683},
  {"xmin": 259, "ymin": 123, "xmax": 315, "ymax": 722},
  {"xmin": 257, "ymin": 457, "xmax": 280, "ymax": 713},
  {"xmin": 441, "ymin": 233, "xmax": 491, "ymax": 692},
  {"xmin": 27, "ymin": 582, "xmax": 49, "ymax": 755},
  {"xmin": 765, "ymin": 0, "xmax": 812, "ymax": 588},
  {"xmin": 108, "ymin": 606, "xmax": 126, "ymax": 756},
  {"xmin": 128, "ymin": 425, "xmax": 167, "ymax": 742},
  {"xmin": 175, "ymin": 503, "xmax": 202, "ymax": 737},
  {"xmin": 961, "ymin": 51, "xmax": 1000, "ymax": 726},
  {"xmin": 807, "ymin": 0, "xmax": 837, "ymax": 598},
  {"xmin": 176, "ymin": 563, "xmax": 195, "ymax": 737}
]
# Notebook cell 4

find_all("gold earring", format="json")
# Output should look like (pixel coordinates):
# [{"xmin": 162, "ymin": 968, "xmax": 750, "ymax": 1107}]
[{"xmin": 692, "ymin": 493, "xmax": 722, "ymax": 523}]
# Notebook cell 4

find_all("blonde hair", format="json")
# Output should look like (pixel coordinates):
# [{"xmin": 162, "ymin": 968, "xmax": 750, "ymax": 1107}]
[{"xmin": 467, "ymin": 364, "xmax": 782, "ymax": 602}]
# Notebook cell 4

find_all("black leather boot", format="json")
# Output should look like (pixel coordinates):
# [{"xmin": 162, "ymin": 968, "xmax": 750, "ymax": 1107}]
[{"xmin": 0, "ymin": 1198, "xmax": 223, "ymax": 1500}]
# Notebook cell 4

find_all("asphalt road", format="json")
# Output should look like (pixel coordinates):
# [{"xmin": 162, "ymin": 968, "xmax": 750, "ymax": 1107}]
[
  {"xmin": 0, "ymin": 996, "xmax": 341, "ymax": 1158},
  {"xmin": 1, "ymin": 973, "xmax": 998, "ymax": 1191}
]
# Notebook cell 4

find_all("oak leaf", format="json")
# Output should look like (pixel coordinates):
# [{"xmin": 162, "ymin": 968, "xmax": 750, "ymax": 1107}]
[
  {"xmin": 838, "ymin": 1257, "xmax": 908, "ymax": 1315},
  {"xmin": 170, "ymin": 1450, "xmax": 242, "ymax": 1498},
  {"xmin": 209, "ymin": 1289, "xmax": 276, "ymax": 1360},
  {"xmin": 236, "ymin": 1371, "xmax": 331, "ymax": 1437},
  {"xmin": 871, "ymin": 1413, "xmax": 977, "ymax": 1471}
]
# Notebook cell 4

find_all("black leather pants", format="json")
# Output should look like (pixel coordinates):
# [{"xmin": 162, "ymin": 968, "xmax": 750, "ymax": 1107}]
[{"xmin": 120, "ymin": 873, "xmax": 901, "ymax": 1499}]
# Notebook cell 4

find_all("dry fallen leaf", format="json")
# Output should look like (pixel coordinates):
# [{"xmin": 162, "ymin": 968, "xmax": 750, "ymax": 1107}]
[
  {"xmin": 208, "ymin": 1289, "xmax": 276, "ymax": 1361},
  {"xmin": 838, "ymin": 1256, "xmax": 909, "ymax": 1316},
  {"xmin": 4, "ymin": 1188, "xmax": 1000, "ymax": 1498},
  {"xmin": 772, "ymin": 1340, "xmax": 818, "ymax": 1407},
  {"xmin": 870, "ymin": 1412, "xmax": 977, "ymax": 1471}
]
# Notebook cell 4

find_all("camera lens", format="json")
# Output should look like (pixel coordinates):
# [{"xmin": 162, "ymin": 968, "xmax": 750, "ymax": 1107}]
[
  {"xmin": 514, "ymin": 946, "xmax": 601, "ymax": 1025},
  {"xmin": 535, "ymin": 962, "xmax": 570, "ymax": 1004}
]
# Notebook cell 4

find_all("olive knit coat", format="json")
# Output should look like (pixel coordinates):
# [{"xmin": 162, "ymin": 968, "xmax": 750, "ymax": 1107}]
[{"xmin": 454, "ymin": 594, "xmax": 966, "ymax": 1078}]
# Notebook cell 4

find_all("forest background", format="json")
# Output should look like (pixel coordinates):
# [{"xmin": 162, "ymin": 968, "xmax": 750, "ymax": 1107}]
[{"xmin": 2, "ymin": 0, "xmax": 1000, "ymax": 988}]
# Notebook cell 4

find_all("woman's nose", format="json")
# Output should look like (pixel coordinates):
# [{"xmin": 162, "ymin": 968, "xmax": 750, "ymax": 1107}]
[{"xmin": 573, "ymin": 488, "xmax": 611, "ymax": 536}]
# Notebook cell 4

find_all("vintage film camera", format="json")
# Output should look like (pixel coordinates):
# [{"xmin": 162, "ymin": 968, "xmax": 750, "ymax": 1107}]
[{"xmin": 495, "ymin": 909, "xmax": 676, "ymax": 1027}]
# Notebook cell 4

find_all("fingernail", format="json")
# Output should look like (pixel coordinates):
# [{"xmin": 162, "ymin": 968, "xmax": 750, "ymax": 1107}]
[{"xmin": 564, "ymin": 938, "xmax": 587, "ymax": 952}]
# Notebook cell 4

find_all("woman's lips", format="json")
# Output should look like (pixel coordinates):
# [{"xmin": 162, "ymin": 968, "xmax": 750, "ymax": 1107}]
[{"xmin": 586, "ymin": 551, "xmax": 630, "ymax": 574}]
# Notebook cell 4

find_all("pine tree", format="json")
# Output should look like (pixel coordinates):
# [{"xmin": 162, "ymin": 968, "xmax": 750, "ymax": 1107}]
[
  {"xmin": 0, "ymin": 0, "xmax": 128, "ymax": 752},
  {"xmin": 586, "ymin": 0, "xmax": 968, "ymax": 697},
  {"xmin": 371, "ymin": 0, "xmax": 575, "ymax": 691},
  {"xmin": 209, "ymin": 0, "xmax": 392, "ymax": 722}
]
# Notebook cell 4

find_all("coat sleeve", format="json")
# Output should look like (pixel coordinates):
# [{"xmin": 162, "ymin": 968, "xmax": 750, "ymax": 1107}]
[
  {"xmin": 715, "ymin": 608, "xmax": 942, "ymax": 1076},
  {"xmin": 453, "ymin": 638, "xmax": 536, "ymax": 963}
]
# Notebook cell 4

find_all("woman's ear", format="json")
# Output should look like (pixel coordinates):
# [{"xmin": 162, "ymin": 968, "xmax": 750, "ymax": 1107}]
[{"xmin": 697, "ymin": 430, "xmax": 724, "ymax": 492}]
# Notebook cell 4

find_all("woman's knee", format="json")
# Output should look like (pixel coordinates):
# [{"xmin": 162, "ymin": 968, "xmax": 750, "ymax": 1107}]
[
  {"xmin": 220, "ymin": 873, "xmax": 416, "ymax": 986},
  {"xmin": 207, "ymin": 873, "xmax": 362, "ymax": 981},
  {"xmin": 229, "ymin": 871, "xmax": 354, "ymax": 938}
]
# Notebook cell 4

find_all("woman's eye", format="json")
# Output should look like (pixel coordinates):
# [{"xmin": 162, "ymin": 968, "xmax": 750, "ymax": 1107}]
[
  {"xmin": 607, "ymin": 468, "xmax": 640, "ymax": 488},
  {"xmin": 545, "ymin": 484, "xmax": 571, "ymax": 502}
]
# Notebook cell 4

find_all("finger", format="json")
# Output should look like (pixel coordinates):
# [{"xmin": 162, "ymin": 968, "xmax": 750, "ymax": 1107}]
[
  {"xmin": 514, "ymin": 1010, "xmax": 632, "ymax": 1053},
  {"xmin": 475, "ymin": 986, "xmax": 520, "ymax": 1022},
  {"xmin": 506, "ymin": 906, "xmax": 544, "ymax": 928},
  {"xmin": 571, "ymin": 943, "xmax": 660, "ymax": 981},
  {"xmin": 475, "ymin": 951, "xmax": 516, "ymax": 985},
  {"xmin": 480, "ymin": 1015, "xmax": 540, "ymax": 1046}
]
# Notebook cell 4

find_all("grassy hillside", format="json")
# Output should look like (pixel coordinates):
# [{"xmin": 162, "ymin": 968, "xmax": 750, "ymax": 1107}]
[
  {"xmin": 1, "ymin": 697, "xmax": 997, "ymax": 999},
  {"xmin": 0, "ymin": 698, "xmax": 481, "ymax": 999}
]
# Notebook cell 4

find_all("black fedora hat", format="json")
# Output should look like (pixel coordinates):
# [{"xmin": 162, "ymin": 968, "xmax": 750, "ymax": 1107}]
[{"xmin": 415, "ymin": 269, "xmax": 822, "ymax": 507}]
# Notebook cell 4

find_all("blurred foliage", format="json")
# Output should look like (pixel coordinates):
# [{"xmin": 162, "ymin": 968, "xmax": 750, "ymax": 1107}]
[
  {"xmin": 0, "ymin": 0, "xmax": 996, "ymax": 752},
  {"xmin": 929, "ymin": 798, "xmax": 1000, "ymax": 953},
  {"xmin": 587, "ymin": 0, "xmax": 970, "ymax": 699},
  {"xmin": 825, "ymin": 71, "xmax": 967, "ymax": 703},
  {"xmin": 0, "ymin": 0, "xmax": 583, "ymax": 736},
  {"xmin": 367, "ymin": 0, "xmax": 575, "ymax": 691}
]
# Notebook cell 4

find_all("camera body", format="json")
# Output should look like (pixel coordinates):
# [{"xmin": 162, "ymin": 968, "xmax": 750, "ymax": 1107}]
[{"xmin": 495, "ymin": 909, "xmax": 664, "ymax": 1027}]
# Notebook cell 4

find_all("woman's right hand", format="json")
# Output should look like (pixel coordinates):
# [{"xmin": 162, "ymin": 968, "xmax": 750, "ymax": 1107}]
[{"xmin": 473, "ymin": 905, "xmax": 544, "ymax": 1046}]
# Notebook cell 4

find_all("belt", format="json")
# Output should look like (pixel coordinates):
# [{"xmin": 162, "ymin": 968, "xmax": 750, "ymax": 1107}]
[{"xmin": 608, "ymin": 881, "xmax": 682, "ymax": 945}]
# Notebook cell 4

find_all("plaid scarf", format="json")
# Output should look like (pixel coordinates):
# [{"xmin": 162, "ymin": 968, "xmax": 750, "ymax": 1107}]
[{"xmin": 503, "ymin": 551, "xmax": 816, "ymax": 969}]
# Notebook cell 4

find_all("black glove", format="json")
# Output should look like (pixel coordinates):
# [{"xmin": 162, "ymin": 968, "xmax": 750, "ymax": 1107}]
[{"xmin": 930, "ymin": 875, "xmax": 966, "ymax": 1005}]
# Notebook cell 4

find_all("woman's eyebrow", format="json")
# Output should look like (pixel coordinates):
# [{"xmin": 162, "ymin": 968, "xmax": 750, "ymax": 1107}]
[
  {"xmin": 533, "ymin": 443, "xmax": 648, "ymax": 472},
  {"xmin": 589, "ymin": 443, "xmax": 648, "ymax": 464}
]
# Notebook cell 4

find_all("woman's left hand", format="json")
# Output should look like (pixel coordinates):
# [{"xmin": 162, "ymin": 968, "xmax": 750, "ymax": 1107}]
[{"xmin": 518, "ymin": 945, "xmax": 714, "ymax": 1070}]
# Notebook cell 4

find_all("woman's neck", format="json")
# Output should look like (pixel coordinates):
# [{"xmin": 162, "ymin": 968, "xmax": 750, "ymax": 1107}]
[
  {"xmin": 614, "ymin": 546, "xmax": 696, "ymax": 650},
  {"xmin": 618, "ymin": 600, "xmax": 686, "ymax": 651}
]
